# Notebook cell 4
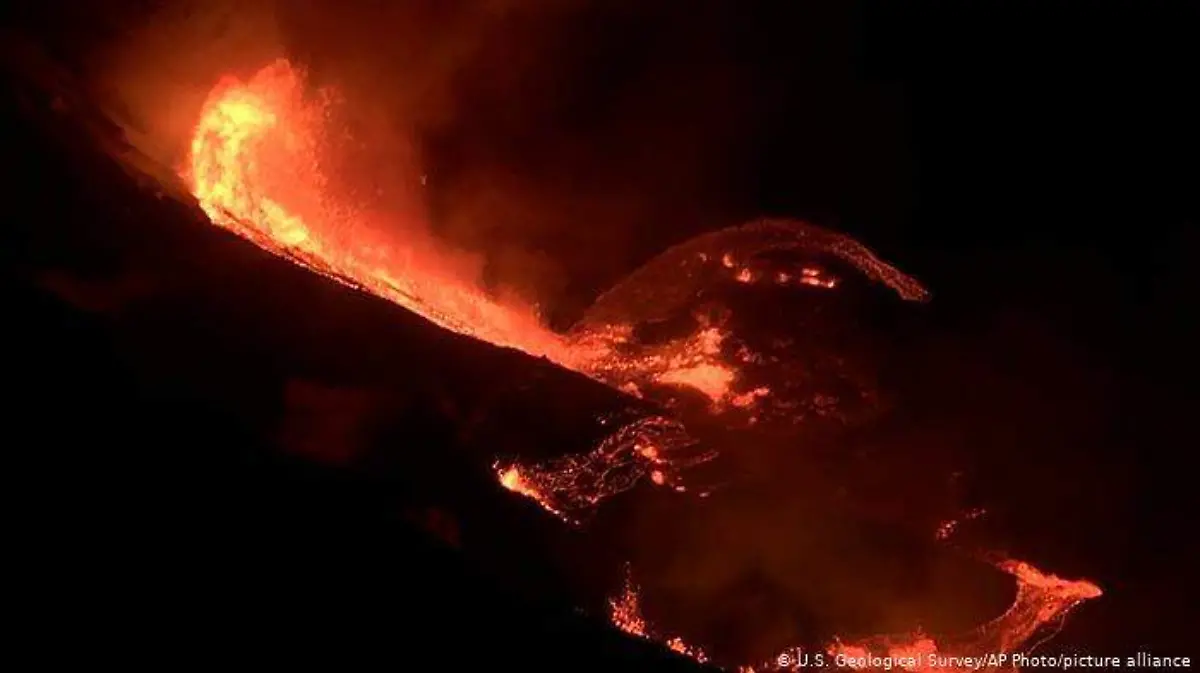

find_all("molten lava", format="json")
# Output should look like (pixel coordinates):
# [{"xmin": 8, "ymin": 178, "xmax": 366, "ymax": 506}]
[
  {"xmin": 611, "ymin": 567, "xmax": 711, "ymax": 663},
  {"xmin": 493, "ymin": 415, "xmax": 713, "ymax": 521},
  {"xmin": 185, "ymin": 59, "xmax": 1102, "ymax": 672},
  {"xmin": 614, "ymin": 558, "xmax": 1101, "ymax": 673},
  {"xmin": 810, "ymin": 560, "xmax": 1101, "ymax": 673},
  {"xmin": 189, "ymin": 60, "xmax": 577, "ymax": 366}
]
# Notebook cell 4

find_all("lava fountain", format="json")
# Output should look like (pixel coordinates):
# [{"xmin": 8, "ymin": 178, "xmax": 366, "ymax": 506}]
[{"xmin": 188, "ymin": 59, "xmax": 578, "ymax": 366}]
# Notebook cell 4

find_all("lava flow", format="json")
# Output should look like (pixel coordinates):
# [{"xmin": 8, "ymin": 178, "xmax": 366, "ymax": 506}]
[
  {"xmin": 184, "ymin": 58, "xmax": 757, "ymax": 513},
  {"xmin": 187, "ymin": 59, "xmax": 721, "ymax": 514},
  {"xmin": 184, "ymin": 59, "xmax": 1102, "ymax": 672},
  {"xmin": 611, "ymin": 566, "xmax": 711, "ymax": 664},
  {"xmin": 189, "ymin": 59, "xmax": 580, "ymax": 367},
  {"xmin": 609, "ymin": 555, "xmax": 1101, "ymax": 673}
]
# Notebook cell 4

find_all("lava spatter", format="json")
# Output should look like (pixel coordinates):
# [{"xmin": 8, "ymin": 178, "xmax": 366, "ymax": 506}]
[{"xmin": 189, "ymin": 59, "xmax": 579, "ymax": 366}]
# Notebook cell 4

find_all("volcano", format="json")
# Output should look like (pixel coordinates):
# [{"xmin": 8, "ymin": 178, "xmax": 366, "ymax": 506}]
[{"xmin": 2, "ymin": 39, "xmax": 1111, "ymax": 671}]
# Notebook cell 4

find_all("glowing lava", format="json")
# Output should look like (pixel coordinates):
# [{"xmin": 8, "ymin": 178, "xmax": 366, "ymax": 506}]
[
  {"xmin": 185, "ymin": 59, "xmax": 1102, "ymax": 673},
  {"xmin": 611, "ymin": 568, "xmax": 710, "ymax": 663},
  {"xmin": 492, "ymin": 415, "xmax": 712, "ymax": 522},
  {"xmin": 189, "ymin": 60, "xmax": 578, "ymax": 366},
  {"xmin": 617, "ymin": 560, "xmax": 1101, "ymax": 673},
  {"xmin": 805, "ymin": 560, "xmax": 1101, "ymax": 672}
]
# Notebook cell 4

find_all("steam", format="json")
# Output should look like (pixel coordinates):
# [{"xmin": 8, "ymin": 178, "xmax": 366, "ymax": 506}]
[
  {"xmin": 85, "ymin": 0, "xmax": 760, "ymax": 317},
  {"xmin": 91, "ymin": 0, "xmax": 287, "ymax": 168}
]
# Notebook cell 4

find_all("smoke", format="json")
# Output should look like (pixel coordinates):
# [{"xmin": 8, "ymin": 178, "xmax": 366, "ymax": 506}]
[
  {"xmin": 409, "ymin": 2, "xmax": 764, "ymax": 320},
  {"xmin": 88, "ymin": 0, "xmax": 287, "ymax": 168},
  {"xmin": 76, "ymin": 1, "xmax": 764, "ymax": 320}
]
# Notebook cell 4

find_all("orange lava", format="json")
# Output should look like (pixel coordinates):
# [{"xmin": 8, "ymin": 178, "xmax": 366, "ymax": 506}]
[
  {"xmin": 187, "ymin": 58, "xmax": 746, "ymax": 419},
  {"xmin": 578, "ymin": 322, "xmax": 742, "ymax": 408},
  {"xmin": 185, "ymin": 60, "xmax": 1102, "ymax": 672},
  {"xmin": 610, "ymin": 569, "xmax": 710, "ymax": 663},
  {"xmin": 935, "ymin": 508, "xmax": 987, "ymax": 541},
  {"xmin": 810, "ymin": 560, "xmax": 1102, "ymax": 672},
  {"xmin": 188, "ymin": 60, "xmax": 578, "ymax": 367},
  {"xmin": 491, "ymin": 415, "xmax": 708, "ymax": 520},
  {"xmin": 617, "ymin": 560, "xmax": 1101, "ymax": 672},
  {"xmin": 495, "ymin": 464, "xmax": 565, "ymax": 520}
]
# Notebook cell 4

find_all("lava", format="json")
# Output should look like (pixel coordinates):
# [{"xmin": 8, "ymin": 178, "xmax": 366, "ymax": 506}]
[
  {"xmin": 184, "ymin": 58, "xmax": 771, "ymax": 511},
  {"xmin": 184, "ymin": 59, "xmax": 1101, "ymax": 673},
  {"xmin": 611, "ymin": 568, "xmax": 710, "ymax": 663},
  {"xmin": 496, "ymin": 464, "xmax": 563, "ymax": 519},
  {"xmin": 815, "ymin": 560, "xmax": 1102, "ymax": 672},
  {"xmin": 493, "ymin": 415, "xmax": 713, "ymax": 522},
  {"xmin": 188, "ymin": 60, "xmax": 579, "ymax": 367},
  {"xmin": 935, "ymin": 508, "xmax": 987, "ymax": 541},
  {"xmin": 623, "ymin": 560, "xmax": 1101, "ymax": 673},
  {"xmin": 186, "ymin": 60, "xmax": 923, "ymax": 424}
]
